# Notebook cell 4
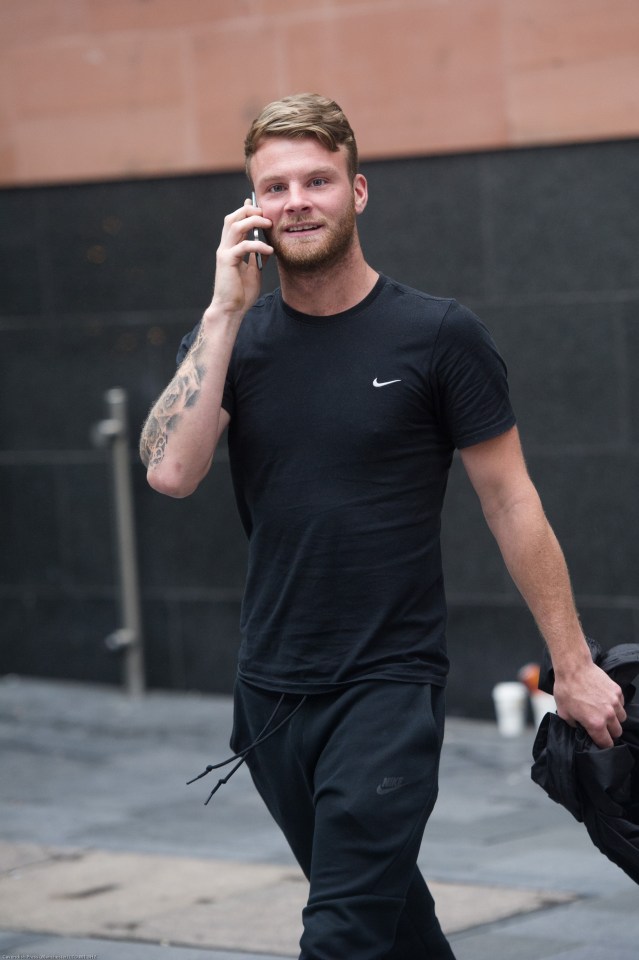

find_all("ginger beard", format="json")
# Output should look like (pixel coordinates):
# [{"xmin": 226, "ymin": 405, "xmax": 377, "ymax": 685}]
[{"xmin": 266, "ymin": 195, "xmax": 358, "ymax": 273}]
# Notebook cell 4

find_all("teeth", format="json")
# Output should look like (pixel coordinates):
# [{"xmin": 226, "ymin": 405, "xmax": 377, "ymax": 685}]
[{"xmin": 288, "ymin": 225, "xmax": 318, "ymax": 233}]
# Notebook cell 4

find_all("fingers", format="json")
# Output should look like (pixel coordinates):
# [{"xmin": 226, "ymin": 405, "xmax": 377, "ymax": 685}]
[
  {"xmin": 229, "ymin": 200, "xmax": 270, "ymax": 238},
  {"xmin": 555, "ymin": 671, "xmax": 627, "ymax": 750},
  {"xmin": 588, "ymin": 722, "xmax": 616, "ymax": 750},
  {"xmin": 219, "ymin": 203, "xmax": 272, "ymax": 268},
  {"xmin": 211, "ymin": 203, "xmax": 273, "ymax": 315},
  {"xmin": 609, "ymin": 700, "xmax": 627, "ymax": 739},
  {"xmin": 584, "ymin": 699, "xmax": 626, "ymax": 749},
  {"xmin": 590, "ymin": 730, "xmax": 614, "ymax": 750}
]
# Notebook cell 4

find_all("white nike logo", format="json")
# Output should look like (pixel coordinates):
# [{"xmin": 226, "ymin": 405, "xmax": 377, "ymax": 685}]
[{"xmin": 373, "ymin": 377, "xmax": 402, "ymax": 388}]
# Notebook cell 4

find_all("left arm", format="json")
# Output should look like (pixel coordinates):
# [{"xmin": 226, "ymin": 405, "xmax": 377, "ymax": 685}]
[{"xmin": 460, "ymin": 425, "xmax": 626, "ymax": 748}]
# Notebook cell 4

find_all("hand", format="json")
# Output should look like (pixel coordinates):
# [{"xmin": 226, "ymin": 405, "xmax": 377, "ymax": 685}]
[
  {"xmin": 211, "ymin": 199, "xmax": 273, "ymax": 319},
  {"xmin": 553, "ymin": 659, "xmax": 627, "ymax": 748}
]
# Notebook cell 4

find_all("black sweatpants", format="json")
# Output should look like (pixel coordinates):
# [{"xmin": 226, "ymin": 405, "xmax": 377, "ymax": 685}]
[{"xmin": 231, "ymin": 678, "xmax": 456, "ymax": 960}]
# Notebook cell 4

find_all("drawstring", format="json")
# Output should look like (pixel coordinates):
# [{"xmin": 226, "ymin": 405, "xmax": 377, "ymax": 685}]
[{"xmin": 187, "ymin": 693, "xmax": 307, "ymax": 805}]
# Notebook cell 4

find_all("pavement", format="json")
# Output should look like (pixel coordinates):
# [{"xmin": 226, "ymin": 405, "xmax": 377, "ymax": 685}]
[{"xmin": 0, "ymin": 675, "xmax": 637, "ymax": 960}]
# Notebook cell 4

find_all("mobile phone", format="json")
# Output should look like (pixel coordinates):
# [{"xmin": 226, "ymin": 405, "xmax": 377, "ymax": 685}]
[{"xmin": 251, "ymin": 191, "xmax": 263, "ymax": 270}]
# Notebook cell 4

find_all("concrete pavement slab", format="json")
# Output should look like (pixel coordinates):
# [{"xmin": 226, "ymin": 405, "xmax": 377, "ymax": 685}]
[
  {"xmin": 0, "ymin": 842, "xmax": 573, "ymax": 955},
  {"xmin": 0, "ymin": 930, "xmax": 290, "ymax": 960},
  {"xmin": 0, "ymin": 675, "xmax": 637, "ymax": 960}
]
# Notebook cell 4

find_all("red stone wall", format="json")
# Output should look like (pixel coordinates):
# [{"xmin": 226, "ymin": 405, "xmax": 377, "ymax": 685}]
[{"xmin": 1, "ymin": 0, "xmax": 638, "ymax": 185}]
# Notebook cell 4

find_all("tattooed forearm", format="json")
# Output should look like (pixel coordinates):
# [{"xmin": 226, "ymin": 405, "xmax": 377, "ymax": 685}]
[
  {"xmin": 139, "ymin": 415, "xmax": 167, "ymax": 468},
  {"xmin": 139, "ymin": 347, "xmax": 207, "ymax": 469}
]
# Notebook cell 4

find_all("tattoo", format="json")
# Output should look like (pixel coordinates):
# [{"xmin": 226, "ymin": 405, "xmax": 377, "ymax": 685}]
[
  {"xmin": 148, "ymin": 431, "xmax": 167, "ymax": 468},
  {"xmin": 140, "ymin": 338, "xmax": 207, "ymax": 469}
]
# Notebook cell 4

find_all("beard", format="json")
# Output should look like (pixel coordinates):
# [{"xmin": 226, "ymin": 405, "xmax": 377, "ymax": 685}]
[{"xmin": 267, "ymin": 199, "xmax": 357, "ymax": 273}]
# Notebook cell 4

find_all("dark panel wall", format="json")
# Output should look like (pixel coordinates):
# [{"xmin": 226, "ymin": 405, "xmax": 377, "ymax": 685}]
[
  {"xmin": 360, "ymin": 142, "xmax": 639, "ymax": 714},
  {"xmin": 1, "ymin": 140, "xmax": 638, "ymax": 717}
]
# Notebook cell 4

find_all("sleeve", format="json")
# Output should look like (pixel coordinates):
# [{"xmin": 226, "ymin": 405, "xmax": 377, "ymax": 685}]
[
  {"xmin": 175, "ymin": 321, "xmax": 235, "ymax": 417},
  {"xmin": 432, "ymin": 301, "xmax": 516, "ymax": 449}
]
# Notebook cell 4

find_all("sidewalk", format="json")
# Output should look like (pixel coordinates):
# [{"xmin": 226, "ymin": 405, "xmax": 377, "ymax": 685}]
[{"xmin": 0, "ymin": 675, "xmax": 636, "ymax": 960}]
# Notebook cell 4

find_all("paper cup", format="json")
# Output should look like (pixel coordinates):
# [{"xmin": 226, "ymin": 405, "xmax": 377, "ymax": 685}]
[
  {"xmin": 492, "ymin": 681, "xmax": 528, "ymax": 737},
  {"xmin": 531, "ymin": 690, "xmax": 556, "ymax": 728}
]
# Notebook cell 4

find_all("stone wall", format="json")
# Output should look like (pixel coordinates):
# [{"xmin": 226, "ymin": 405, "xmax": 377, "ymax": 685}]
[{"xmin": 2, "ymin": 0, "xmax": 639, "ymax": 185}]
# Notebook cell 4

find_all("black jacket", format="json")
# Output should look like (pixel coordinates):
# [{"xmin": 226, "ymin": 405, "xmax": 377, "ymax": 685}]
[{"xmin": 531, "ymin": 639, "xmax": 639, "ymax": 885}]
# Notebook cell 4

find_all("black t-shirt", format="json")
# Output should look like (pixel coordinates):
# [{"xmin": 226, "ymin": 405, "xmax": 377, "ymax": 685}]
[{"xmin": 178, "ymin": 275, "xmax": 516, "ymax": 693}]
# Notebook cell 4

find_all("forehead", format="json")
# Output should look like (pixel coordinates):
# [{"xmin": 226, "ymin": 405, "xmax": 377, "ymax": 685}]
[{"xmin": 250, "ymin": 136, "xmax": 350, "ymax": 186}]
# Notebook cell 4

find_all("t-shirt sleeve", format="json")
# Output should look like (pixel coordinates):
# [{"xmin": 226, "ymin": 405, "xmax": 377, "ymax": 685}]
[
  {"xmin": 175, "ymin": 321, "xmax": 235, "ymax": 417},
  {"xmin": 431, "ymin": 301, "xmax": 516, "ymax": 449}
]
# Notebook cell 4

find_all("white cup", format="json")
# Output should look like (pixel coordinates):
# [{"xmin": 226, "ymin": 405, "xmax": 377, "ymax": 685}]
[
  {"xmin": 531, "ymin": 690, "xmax": 556, "ymax": 728},
  {"xmin": 492, "ymin": 681, "xmax": 528, "ymax": 737}
]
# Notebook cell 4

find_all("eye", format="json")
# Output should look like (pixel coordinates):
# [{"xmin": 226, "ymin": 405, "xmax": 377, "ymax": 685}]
[
  {"xmin": 267, "ymin": 183, "xmax": 285, "ymax": 194},
  {"xmin": 310, "ymin": 178, "xmax": 327, "ymax": 187}
]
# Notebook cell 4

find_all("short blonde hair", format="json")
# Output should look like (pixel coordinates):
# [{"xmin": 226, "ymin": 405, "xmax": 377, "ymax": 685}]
[{"xmin": 244, "ymin": 93, "xmax": 359, "ymax": 182}]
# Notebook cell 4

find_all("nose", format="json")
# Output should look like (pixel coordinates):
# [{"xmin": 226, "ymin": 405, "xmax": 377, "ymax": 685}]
[{"xmin": 285, "ymin": 183, "xmax": 311, "ymax": 213}]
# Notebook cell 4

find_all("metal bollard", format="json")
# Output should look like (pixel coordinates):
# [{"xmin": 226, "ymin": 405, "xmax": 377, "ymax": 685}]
[{"xmin": 91, "ymin": 388, "xmax": 145, "ymax": 696}]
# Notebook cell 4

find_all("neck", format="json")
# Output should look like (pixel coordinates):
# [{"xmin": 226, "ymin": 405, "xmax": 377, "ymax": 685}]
[{"xmin": 277, "ymin": 239, "xmax": 378, "ymax": 316}]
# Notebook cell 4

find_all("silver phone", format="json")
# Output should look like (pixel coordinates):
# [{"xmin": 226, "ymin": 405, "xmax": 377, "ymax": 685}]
[{"xmin": 251, "ymin": 191, "xmax": 263, "ymax": 270}]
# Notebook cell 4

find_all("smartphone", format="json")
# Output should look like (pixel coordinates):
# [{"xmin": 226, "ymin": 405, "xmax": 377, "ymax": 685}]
[{"xmin": 251, "ymin": 191, "xmax": 263, "ymax": 271}]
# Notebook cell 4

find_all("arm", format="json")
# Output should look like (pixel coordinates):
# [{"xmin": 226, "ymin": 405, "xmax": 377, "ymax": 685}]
[
  {"xmin": 139, "ymin": 199, "xmax": 272, "ymax": 498},
  {"xmin": 460, "ymin": 426, "xmax": 626, "ymax": 747}
]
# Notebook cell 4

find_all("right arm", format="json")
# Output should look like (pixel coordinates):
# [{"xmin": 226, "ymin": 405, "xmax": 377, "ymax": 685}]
[{"xmin": 139, "ymin": 200, "xmax": 272, "ymax": 498}]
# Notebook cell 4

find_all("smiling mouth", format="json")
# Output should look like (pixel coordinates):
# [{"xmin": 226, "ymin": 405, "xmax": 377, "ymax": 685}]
[{"xmin": 284, "ymin": 224, "xmax": 322, "ymax": 234}]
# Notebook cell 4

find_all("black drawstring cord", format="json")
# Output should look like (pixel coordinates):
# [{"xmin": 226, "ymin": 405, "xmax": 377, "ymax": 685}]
[
  {"xmin": 199, "ymin": 755, "xmax": 247, "ymax": 806},
  {"xmin": 186, "ymin": 694, "xmax": 286, "ymax": 786},
  {"xmin": 187, "ymin": 694, "xmax": 307, "ymax": 805}
]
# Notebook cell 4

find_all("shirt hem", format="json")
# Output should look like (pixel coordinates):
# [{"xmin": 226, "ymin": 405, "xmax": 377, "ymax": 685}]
[{"xmin": 236, "ymin": 667, "xmax": 448, "ymax": 696}]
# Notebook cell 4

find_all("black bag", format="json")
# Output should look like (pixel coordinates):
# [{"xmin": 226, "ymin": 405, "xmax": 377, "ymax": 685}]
[{"xmin": 531, "ymin": 640, "xmax": 639, "ymax": 885}]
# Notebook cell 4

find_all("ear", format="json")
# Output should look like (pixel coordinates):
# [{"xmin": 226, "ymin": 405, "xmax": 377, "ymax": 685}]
[{"xmin": 353, "ymin": 173, "xmax": 368, "ymax": 215}]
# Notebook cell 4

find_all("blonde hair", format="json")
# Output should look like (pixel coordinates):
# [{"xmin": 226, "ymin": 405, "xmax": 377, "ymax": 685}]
[{"xmin": 244, "ymin": 93, "xmax": 359, "ymax": 182}]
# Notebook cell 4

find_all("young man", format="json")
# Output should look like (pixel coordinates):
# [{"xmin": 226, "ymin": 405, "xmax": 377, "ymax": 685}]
[{"xmin": 140, "ymin": 94, "xmax": 626, "ymax": 960}]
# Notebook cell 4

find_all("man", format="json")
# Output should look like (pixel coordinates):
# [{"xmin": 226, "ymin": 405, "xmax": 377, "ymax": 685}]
[{"xmin": 140, "ymin": 94, "xmax": 626, "ymax": 960}]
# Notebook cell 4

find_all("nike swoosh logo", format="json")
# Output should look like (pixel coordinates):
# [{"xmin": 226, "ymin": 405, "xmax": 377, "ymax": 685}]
[
  {"xmin": 376, "ymin": 783, "xmax": 404, "ymax": 796},
  {"xmin": 376, "ymin": 777, "xmax": 406, "ymax": 795},
  {"xmin": 373, "ymin": 378, "xmax": 402, "ymax": 388}
]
